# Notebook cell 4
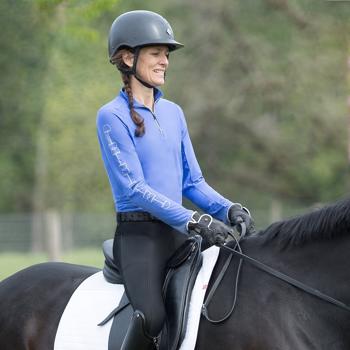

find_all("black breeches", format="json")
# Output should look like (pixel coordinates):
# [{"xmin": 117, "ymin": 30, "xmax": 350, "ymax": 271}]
[{"xmin": 113, "ymin": 221, "xmax": 188, "ymax": 337}]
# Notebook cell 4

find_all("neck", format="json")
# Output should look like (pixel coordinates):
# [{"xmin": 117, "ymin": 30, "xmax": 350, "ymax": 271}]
[{"xmin": 130, "ymin": 76, "xmax": 155, "ymax": 111}]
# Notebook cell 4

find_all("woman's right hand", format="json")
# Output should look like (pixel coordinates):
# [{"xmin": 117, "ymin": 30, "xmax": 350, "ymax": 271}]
[{"xmin": 187, "ymin": 212, "xmax": 233, "ymax": 247}]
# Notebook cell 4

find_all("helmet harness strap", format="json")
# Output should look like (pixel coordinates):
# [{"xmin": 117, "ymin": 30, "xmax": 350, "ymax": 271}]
[{"xmin": 119, "ymin": 47, "xmax": 155, "ymax": 89}]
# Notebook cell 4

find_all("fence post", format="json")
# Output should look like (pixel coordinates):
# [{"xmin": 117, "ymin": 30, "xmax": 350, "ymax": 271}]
[
  {"xmin": 46, "ymin": 209, "xmax": 62, "ymax": 261},
  {"xmin": 31, "ymin": 212, "xmax": 44, "ymax": 252},
  {"xmin": 62, "ymin": 212, "xmax": 73, "ymax": 251},
  {"xmin": 270, "ymin": 199, "xmax": 282, "ymax": 223}
]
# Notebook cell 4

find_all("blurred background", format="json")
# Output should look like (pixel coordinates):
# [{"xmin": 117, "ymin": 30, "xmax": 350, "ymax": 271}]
[{"xmin": 1, "ymin": 0, "xmax": 349, "ymax": 280}]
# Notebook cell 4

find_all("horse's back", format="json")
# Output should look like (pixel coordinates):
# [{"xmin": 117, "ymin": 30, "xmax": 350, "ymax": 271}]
[{"xmin": 0, "ymin": 262, "xmax": 99, "ymax": 350}]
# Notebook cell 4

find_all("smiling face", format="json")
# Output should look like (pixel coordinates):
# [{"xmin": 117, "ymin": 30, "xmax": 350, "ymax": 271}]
[{"xmin": 122, "ymin": 45, "xmax": 170, "ymax": 87}]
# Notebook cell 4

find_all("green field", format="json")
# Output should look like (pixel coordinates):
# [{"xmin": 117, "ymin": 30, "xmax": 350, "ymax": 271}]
[{"xmin": 0, "ymin": 248, "xmax": 104, "ymax": 281}]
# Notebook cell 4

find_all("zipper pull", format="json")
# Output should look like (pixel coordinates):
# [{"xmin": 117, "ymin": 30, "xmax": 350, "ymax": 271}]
[{"xmin": 151, "ymin": 112, "xmax": 165, "ymax": 136}]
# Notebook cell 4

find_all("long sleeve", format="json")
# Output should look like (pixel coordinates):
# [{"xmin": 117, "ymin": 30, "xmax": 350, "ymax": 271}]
[
  {"xmin": 179, "ymin": 108, "xmax": 233, "ymax": 223},
  {"xmin": 97, "ymin": 107, "xmax": 193, "ymax": 233}
]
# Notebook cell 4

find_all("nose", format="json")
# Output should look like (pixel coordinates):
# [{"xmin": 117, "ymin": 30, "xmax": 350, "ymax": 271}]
[{"xmin": 160, "ymin": 53, "xmax": 169, "ymax": 67}]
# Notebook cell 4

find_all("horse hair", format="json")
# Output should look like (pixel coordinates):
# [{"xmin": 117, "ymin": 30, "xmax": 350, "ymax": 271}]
[{"xmin": 259, "ymin": 197, "xmax": 350, "ymax": 249}]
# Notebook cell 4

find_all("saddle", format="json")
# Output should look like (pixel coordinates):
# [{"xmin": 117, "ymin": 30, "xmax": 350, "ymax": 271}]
[{"xmin": 99, "ymin": 236, "xmax": 203, "ymax": 350}]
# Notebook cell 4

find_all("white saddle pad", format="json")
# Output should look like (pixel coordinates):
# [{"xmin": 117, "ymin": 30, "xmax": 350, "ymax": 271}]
[{"xmin": 54, "ymin": 245, "xmax": 220, "ymax": 350}]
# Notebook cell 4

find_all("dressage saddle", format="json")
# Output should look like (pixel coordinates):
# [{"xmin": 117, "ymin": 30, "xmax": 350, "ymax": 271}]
[{"xmin": 99, "ymin": 236, "xmax": 203, "ymax": 350}]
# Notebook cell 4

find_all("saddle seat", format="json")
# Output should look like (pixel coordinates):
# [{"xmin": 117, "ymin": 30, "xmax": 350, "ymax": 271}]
[
  {"xmin": 102, "ymin": 240, "xmax": 123, "ymax": 284},
  {"xmin": 100, "ymin": 236, "xmax": 203, "ymax": 350}
]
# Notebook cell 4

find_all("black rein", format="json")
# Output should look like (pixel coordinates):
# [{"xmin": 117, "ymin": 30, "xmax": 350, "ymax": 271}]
[
  {"xmin": 221, "ymin": 243, "xmax": 350, "ymax": 313},
  {"xmin": 202, "ymin": 223, "xmax": 350, "ymax": 324}
]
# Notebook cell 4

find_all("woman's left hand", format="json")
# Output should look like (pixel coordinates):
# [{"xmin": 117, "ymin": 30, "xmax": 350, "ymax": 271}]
[{"xmin": 228, "ymin": 203, "xmax": 255, "ymax": 234}]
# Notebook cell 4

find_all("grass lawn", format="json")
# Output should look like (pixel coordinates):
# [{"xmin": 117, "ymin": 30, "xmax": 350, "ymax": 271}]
[{"xmin": 0, "ymin": 248, "xmax": 105, "ymax": 281}]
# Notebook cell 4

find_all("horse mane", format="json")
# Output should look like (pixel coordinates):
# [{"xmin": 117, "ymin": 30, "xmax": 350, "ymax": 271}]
[{"xmin": 259, "ymin": 197, "xmax": 350, "ymax": 249}]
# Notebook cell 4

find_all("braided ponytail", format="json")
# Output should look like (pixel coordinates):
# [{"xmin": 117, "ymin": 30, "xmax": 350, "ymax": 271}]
[
  {"xmin": 121, "ymin": 74, "xmax": 145, "ymax": 137},
  {"xmin": 112, "ymin": 50, "xmax": 145, "ymax": 137}
]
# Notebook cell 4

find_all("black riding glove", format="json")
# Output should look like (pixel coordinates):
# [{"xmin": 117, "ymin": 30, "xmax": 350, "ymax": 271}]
[
  {"xmin": 187, "ymin": 212, "xmax": 233, "ymax": 247},
  {"xmin": 228, "ymin": 203, "xmax": 255, "ymax": 234}
]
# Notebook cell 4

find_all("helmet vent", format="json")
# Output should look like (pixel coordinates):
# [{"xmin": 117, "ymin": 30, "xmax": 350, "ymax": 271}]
[{"xmin": 166, "ymin": 27, "xmax": 173, "ymax": 37}]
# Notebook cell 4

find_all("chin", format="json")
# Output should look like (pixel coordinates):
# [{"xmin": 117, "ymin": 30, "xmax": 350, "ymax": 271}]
[{"xmin": 154, "ymin": 80, "xmax": 165, "ymax": 87}]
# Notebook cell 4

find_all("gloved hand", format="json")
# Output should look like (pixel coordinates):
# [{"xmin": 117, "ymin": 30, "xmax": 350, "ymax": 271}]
[
  {"xmin": 187, "ymin": 212, "xmax": 233, "ymax": 247},
  {"xmin": 228, "ymin": 203, "xmax": 255, "ymax": 234}
]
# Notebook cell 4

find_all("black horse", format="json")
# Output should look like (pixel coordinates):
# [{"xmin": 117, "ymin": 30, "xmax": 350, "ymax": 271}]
[{"xmin": 1, "ymin": 198, "xmax": 350, "ymax": 350}]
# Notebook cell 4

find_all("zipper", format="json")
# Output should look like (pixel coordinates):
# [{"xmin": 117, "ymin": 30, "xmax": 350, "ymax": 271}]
[
  {"xmin": 150, "ymin": 110, "xmax": 165, "ymax": 137},
  {"xmin": 136, "ymin": 102, "xmax": 165, "ymax": 137}
]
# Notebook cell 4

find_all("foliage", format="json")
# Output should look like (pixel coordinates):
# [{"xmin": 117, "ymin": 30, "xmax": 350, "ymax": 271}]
[
  {"xmin": 107, "ymin": 1, "xmax": 350, "ymax": 208},
  {"xmin": 162, "ymin": 0, "xmax": 350, "ymax": 206},
  {"xmin": 0, "ymin": 0, "xmax": 349, "ymax": 220},
  {"xmin": 0, "ymin": 0, "xmax": 51, "ymax": 211}
]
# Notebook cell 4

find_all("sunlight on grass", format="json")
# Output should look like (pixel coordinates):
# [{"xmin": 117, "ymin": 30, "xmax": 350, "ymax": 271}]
[{"xmin": 0, "ymin": 248, "xmax": 105, "ymax": 281}]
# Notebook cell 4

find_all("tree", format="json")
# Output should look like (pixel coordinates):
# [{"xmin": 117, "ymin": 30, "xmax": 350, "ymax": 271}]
[
  {"xmin": 0, "ymin": 0, "xmax": 51, "ymax": 211},
  {"xmin": 163, "ymin": 0, "xmax": 350, "ymax": 209}
]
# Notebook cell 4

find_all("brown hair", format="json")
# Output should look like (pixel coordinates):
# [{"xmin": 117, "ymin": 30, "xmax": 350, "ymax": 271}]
[{"xmin": 112, "ymin": 50, "xmax": 145, "ymax": 137}]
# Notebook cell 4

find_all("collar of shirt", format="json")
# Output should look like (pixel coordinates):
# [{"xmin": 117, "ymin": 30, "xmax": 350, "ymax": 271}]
[{"xmin": 119, "ymin": 87, "xmax": 163, "ymax": 109}]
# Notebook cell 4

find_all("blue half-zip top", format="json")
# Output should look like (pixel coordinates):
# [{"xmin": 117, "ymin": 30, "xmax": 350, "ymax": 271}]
[{"xmin": 96, "ymin": 88, "xmax": 233, "ymax": 233}]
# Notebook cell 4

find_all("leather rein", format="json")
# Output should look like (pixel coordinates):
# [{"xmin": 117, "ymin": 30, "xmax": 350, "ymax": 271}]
[{"xmin": 202, "ymin": 223, "xmax": 350, "ymax": 324}]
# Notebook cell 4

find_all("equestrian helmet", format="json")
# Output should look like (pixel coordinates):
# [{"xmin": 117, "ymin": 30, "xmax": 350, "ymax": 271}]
[{"xmin": 108, "ymin": 10, "xmax": 184, "ymax": 63}]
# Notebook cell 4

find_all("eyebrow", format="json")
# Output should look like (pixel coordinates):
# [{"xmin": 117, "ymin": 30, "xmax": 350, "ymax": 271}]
[{"xmin": 151, "ymin": 47, "xmax": 169, "ymax": 53}]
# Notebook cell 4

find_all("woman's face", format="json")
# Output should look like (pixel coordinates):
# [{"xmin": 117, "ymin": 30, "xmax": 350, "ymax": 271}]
[{"xmin": 124, "ymin": 46, "xmax": 170, "ymax": 87}]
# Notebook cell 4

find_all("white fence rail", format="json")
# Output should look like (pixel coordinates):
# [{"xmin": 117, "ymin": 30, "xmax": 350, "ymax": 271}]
[{"xmin": 0, "ymin": 211, "xmax": 115, "ymax": 257}]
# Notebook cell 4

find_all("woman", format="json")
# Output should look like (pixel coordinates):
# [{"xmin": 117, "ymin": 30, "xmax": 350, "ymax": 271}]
[{"xmin": 96, "ymin": 10, "xmax": 253, "ymax": 350}]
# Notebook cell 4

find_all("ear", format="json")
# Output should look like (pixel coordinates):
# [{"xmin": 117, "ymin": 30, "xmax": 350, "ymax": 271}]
[{"xmin": 121, "ymin": 50, "xmax": 134, "ymax": 68}]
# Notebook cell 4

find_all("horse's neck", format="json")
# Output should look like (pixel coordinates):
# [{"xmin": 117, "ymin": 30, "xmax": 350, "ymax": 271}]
[{"xmin": 264, "ymin": 234, "xmax": 350, "ymax": 293}]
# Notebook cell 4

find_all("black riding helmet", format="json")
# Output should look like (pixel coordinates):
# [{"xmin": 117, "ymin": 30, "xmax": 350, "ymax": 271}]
[
  {"xmin": 108, "ymin": 10, "xmax": 183, "ymax": 61},
  {"xmin": 108, "ymin": 10, "xmax": 183, "ymax": 87}
]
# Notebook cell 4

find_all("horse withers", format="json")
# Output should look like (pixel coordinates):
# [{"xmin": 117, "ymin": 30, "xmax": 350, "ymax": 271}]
[{"xmin": 1, "ymin": 197, "xmax": 350, "ymax": 349}]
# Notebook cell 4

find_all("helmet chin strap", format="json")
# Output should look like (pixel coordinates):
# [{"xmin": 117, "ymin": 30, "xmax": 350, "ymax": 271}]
[
  {"xmin": 134, "ymin": 74, "xmax": 155, "ymax": 89},
  {"xmin": 119, "ymin": 46, "xmax": 166, "ymax": 89},
  {"xmin": 134, "ymin": 69, "xmax": 167, "ymax": 90},
  {"xmin": 131, "ymin": 47, "xmax": 159, "ymax": 90}
]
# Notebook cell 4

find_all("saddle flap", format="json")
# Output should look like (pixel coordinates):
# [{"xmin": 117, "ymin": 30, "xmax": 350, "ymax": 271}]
[
  {"xmin": 167, "ymin": 236, "xmax": 201, "ymax": 268},
  {"xmin": 160, "ymin": 236, "xmax": 203, "ymax": 350},
  {"xmin": 107, "ymin": 293, "xmax": 133, "ymax": 349}
]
